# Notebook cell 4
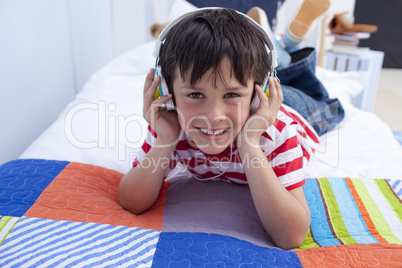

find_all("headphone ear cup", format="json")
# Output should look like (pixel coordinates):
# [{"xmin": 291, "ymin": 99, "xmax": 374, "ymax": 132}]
[
  {"xmin": 250, "ymin": 93, "xmax": 260, "ymax": 113},
  {"xmin": 154, "ymin": 66, "xmax": 175, "ymax": 110},
  {"xmin": 250, "ymin": 75, "xmax": 270, "ymax": 113}
]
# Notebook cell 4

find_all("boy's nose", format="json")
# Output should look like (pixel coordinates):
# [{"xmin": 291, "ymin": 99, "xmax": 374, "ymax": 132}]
[{"xmin": 206, "ymin": 100, "xmax": 226, "ymax": 122}]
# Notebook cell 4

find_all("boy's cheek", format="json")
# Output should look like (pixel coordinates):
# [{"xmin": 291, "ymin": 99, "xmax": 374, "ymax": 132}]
[{"xmin": 176, "ymin": 111, "xmax": 188, "ymax": 131}]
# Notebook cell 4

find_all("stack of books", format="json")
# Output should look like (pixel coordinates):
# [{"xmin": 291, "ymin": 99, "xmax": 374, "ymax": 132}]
[{"xmin": 329, "ymin": 32, "xmax": 371, "ymax": 54}]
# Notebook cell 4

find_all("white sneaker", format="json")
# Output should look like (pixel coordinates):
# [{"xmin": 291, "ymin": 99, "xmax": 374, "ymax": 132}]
[{"xmin": 285, "ymin": 0, "xmax": 330, "ymax": 43}]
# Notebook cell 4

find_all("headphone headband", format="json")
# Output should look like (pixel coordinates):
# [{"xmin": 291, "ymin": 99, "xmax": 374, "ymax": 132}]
[{"xmin": 153, "ymin": 7, "xmax": 278, "ymax": 68}]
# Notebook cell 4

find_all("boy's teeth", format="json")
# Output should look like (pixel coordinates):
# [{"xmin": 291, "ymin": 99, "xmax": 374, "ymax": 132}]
[{"xmin": 200, "ymin": 129, "xmax": 225, "ymax": 135}]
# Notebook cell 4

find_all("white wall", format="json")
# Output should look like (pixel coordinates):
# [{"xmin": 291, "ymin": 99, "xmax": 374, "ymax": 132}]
[
  {"xmin": 0, "ymin": 0, "xmax": 76, "ymax": 164},
  {"xmin": 68, "ymin": 0, "xmax": 115, "ymax": 92},
  {"xmin": 113, "ymin": 0, "xmax": 174, "ymax": 56},
  {"xmin": 0, "ymin": 0, "xmax": 172, "ymax": 165}
]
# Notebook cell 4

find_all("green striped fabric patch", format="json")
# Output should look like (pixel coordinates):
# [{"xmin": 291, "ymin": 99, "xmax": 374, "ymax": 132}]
[
  {"xmin": 0, "ymin": 216, "xmax": 19, "ymax": 245},
  {"xmin": 299, "ymin": 178, "xmax": 402, "ymax": 250}
]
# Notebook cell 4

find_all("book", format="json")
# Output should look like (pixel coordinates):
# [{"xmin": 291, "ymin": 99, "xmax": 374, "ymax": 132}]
[
  {"xmin": 328, "ymin": 32, "xmax": 371, "ymax": 54},
  {"xmin": 330, "ymin": 32, "xmax": 371, "ymax": 40},
  {"xmin": 330, "ymin": 45, "xmax": 370, "ymax": 55}
]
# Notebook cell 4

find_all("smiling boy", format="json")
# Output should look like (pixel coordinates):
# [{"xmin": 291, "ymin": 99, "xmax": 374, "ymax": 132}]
[{"xmin": 119, "ymin": 8, "xmax": 327, "ymax": 249}]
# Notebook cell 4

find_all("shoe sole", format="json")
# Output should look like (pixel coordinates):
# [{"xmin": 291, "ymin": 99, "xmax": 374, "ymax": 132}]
[
  {"xmin": 288, "ymin": 0, "xmax": 330, "ymax": 42},
  {"xmin": 247, "ymin": 7, "xmax": 270, "ymax": 34}
]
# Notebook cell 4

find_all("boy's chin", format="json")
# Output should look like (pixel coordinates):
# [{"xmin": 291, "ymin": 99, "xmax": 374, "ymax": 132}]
[{"xmin": 197, "ymin": 144, "xmax": 231, "ymax": 155}]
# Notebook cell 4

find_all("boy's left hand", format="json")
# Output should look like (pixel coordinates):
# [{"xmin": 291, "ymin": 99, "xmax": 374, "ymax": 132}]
[{"xmin": 237, "ymin": 77, "xmax": 283, "ymax": 147}]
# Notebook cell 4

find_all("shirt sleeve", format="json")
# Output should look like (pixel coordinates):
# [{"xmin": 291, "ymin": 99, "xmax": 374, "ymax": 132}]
[
  {"xmin": 133, "ymin": 125, "xmax": 157, "ymax": 168},
  {"xmin": 260, "ymin": 106, "xmax": 307, "ymax": 190},
  {"xmin": 132, "ymin": 125, "xmax": 178, "ymax": 177}
]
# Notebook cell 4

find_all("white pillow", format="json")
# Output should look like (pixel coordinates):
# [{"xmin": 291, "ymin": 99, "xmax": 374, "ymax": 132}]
[
  {"xmin": 316, "ymin": 66, "xmax": 366, "ymax": 107},
  {"xmin": 168, "ymin": 0, "xmax": 198, "ymax": 22}
]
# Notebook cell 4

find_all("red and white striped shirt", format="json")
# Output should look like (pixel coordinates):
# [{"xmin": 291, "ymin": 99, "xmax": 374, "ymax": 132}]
[{"xmin": 133, "ymin": 104, "xmax": 319, "ymax": 190}]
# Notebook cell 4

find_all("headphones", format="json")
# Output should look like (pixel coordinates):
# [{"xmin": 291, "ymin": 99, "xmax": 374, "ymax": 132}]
[{"xmin": 153, "ymin": 7, "xmax": 278, "ymax": 113}]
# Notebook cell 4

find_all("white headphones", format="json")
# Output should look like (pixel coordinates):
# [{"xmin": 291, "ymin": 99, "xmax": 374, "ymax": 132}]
[{"xmin": 153, "ymin": 7, "xmax": 278, "ymax": 112}]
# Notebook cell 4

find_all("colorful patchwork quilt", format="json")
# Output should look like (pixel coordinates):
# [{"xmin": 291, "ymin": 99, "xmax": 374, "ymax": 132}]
[{"xmin": 1, "ymin": 159, "xmax": 402, "ymax": 267}]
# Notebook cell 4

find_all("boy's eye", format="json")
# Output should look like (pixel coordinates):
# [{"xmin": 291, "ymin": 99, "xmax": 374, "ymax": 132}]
[
  {"xmin": 188, "ymin": 92, "xmax": 203, "ymax": 99},
  {"xmin": 225, "ymin": 93, "xmax": 240, "ymax": 98}
]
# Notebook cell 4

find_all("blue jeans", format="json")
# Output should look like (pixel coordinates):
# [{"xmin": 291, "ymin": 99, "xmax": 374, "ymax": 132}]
[{"xmin": 277, "ymin": 48, "xmax": 345, "ymax": 136}]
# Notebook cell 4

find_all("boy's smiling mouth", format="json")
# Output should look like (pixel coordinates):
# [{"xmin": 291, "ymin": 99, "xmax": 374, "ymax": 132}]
[
  {"xmin": 199, "ymin": 128, "xmax": 227, "ymax": 135},
  {"xmin": 195, "ymin": 127, "xmax": 233, "ymax": 145},
  {"xmin": 195, "ymin": 127, "xmax": 231, "ymax": 142}
]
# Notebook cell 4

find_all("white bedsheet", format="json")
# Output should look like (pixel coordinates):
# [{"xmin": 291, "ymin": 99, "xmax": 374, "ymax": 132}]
[{"xmin": 20, "ymin": 41, "xmax": 402, "ymax": 179}]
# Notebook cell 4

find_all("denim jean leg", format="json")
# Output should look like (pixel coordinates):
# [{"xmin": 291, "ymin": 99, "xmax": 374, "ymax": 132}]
[
  {"xmin": 277, "ymin": 48, "xmax": 345, "ymax": 135},
  {"xmin": 281, "ymin": 85, "xmax": 319, "ymax": 135},
  {"xmin": 277, "ymin": 48, "xmax": 328, "ymax": 100}
]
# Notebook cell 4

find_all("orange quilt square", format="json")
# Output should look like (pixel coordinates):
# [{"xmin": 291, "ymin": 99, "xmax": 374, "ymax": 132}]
[
  {"xmin": 296, "ymin": 244, "xmax": 402, "ymax": 267},
  {"xmin": 25, "ymin": 162, "xmax": 168, "ymax": 231}
]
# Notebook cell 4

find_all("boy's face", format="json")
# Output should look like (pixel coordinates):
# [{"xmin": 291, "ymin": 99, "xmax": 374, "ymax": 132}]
[{"xmin": 173, "ymin": 57, "xmax": 254, "ymax": 155}]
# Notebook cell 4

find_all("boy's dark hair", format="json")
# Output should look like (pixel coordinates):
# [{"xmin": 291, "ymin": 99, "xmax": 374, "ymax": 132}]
[{"xmin": 159, "ymin": 8, "xmax": 271, "ymax": 94}]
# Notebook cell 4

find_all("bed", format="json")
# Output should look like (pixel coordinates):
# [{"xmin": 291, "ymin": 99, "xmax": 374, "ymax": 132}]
[{"xmin": 1, "ymin": 0, "xmax": 402, "ymax": 267}]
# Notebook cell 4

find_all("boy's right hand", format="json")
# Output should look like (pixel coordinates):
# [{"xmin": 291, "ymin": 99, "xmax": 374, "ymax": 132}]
[{"xmin": 143, "ymin": 68, "xmax": 181, "ymax": 146}]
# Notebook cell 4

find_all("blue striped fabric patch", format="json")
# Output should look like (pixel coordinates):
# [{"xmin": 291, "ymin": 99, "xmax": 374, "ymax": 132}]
[
  {"xmin": 387, "ymin": 179, "xmax": 402, "ymax": 198},
  {"xmin": 303, "ymin": 179, "xmax": 341, "ymax": 247},
  {"xmin": 0, "ymin": 217, "xmax": 160, "ymax": 267},
  {"xmin": 329, "ymin": 178, "xmax": 379, "ymax": 244},
  {"xmin": 392, "ymin": 131, "xmax": 402, "ymax": 145}
]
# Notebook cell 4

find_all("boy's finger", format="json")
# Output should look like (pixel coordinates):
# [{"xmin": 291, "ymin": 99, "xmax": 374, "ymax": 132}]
[
  {"xmin": 276, "ymin": 80, "xmax": 283, "ymax": 102},
  {"xmin": 256, "ymin": 83, "xmax": 266, "ymax": 97},
  {"xmin": 271, "ymin": 77, "xmax": 283, "ymax": 101},
  {"xmin": 146, "ymin": 94, "xmax": 173, "ymax": 119},
  {"xmin": 143, "ymin": 68, "xmax": 155, "ymax": 94},
  {"xmin": 145, "ymin": 93, "xmax": 172, "ymax": 114},
  {"xmin": 254, "ymin": 84, "xmax": 268, "ymax": 109},
  {"xmin": 144, "ymin": 76, "xmax": 161, "ymax": 104},
  {"xmin": 268, "ymin": 77, "xmax": 277, "ymax": 99},
  {"xmin": 154, "ymin": 93, "xmax": 173, "ymax": 106}
]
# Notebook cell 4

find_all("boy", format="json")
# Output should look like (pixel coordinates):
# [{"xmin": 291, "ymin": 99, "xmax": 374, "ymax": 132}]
[{"xmin": 119, "ymin": 5, "xmax": 343, "ymax": 249}]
